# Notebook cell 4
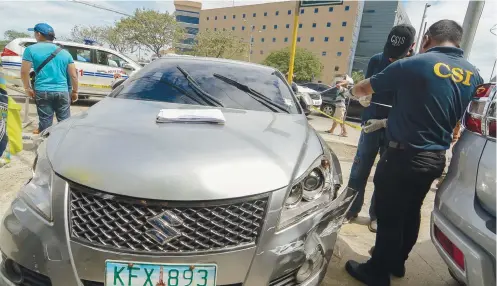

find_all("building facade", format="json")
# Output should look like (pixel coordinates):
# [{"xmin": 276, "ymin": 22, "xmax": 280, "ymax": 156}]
[
  {"xmin": 198, "ymin": 1, "xmax": 361, "ymax": 83},
  {"xmin": 352, "ymin": 1, "xmax": 411, "ymax": 72},
  {"xmin": 174, "ymin": 1, "xmax": 202, "ymax": 52}
]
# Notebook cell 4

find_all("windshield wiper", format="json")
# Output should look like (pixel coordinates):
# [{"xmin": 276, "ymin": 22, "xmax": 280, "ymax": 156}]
[
  {"xmin": 213, "ymin": 73, "xmax": 290, "ymax": 113},
  {"xmin": 177, "ymin": 66, "xmax": 224, "ymax": 107}
]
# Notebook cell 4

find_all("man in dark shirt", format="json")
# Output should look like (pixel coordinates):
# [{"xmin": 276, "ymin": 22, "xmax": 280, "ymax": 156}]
[
  {"xmin": 344, "ymin": 20, "xmax": 483, "ymax": 286},
  {"xmin": 346, "ymin": 24, "xmax": 416, "ymax": 234}
]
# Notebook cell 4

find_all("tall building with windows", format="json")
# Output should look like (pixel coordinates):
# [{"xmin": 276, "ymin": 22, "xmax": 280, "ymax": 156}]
[
  {"xmin": 352, "ymin": 1, "xmax": 411, "ymax": 72},
  {"xmin": 198, "ymin": 1, "xmax": 361, "ymax": 83},
  {"xmin": 174, "ymin": 1, "xmax": 202, "ymax": 52}
]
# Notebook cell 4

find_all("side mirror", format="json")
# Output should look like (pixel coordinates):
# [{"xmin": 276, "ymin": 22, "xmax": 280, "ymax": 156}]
[
  {"xmin": 122, "ymin": 63, "xmax": 135, "ymax": 71},
  {"xmin": 291, "ymin": 82, "xmax": 298, "ymax": 93},
  {"xmin": 111, "ymin": 78, "xmax": 126, "ymax": 90}
]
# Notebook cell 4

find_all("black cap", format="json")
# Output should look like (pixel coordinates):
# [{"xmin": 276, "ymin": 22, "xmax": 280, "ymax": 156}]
[{"xmin": 383, "ymin": 24, "xmax": 416, "ymax": 59}]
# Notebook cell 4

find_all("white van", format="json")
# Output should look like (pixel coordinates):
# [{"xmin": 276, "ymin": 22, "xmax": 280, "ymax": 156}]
[{"xmin": 1, "ymin": 38, "xmax": 142, "ymax": 97}]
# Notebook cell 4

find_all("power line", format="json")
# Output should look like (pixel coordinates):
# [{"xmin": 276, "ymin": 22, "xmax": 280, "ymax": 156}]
[{"xmin": 69, "ymin": 0, "xmax": 132, "ymax": 17}]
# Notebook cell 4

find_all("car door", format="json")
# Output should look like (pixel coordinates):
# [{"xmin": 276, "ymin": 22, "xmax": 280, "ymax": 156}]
[
  {"xmin": 94, "ymin": 49, "xmax": 133, "ymax": 95},
  {"xmin": 63, "ymin": 45, "xmax": 100, "ymax": 96}
]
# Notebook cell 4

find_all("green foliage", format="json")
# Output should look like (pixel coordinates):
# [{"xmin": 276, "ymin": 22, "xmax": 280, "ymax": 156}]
[
  {"xmin": 262, "ymin": 47, "xmax": 323, "ymax": 82},
  {"xmin": 4, "ymin": 30, "xmax": 30, "ymax": 41},
  {"xmin": 351, "ymin": 70, "xmax": 365, "ymax": 83},
  {"xmin": 192, "ymin": 30, "xmax": 248, "ymax": 59},
  {"xmin": 102, "ymin": 25, "xmax": 137, "ymax": 54},
  {"xmin": 119, "ymin": 8, "xmax": 184, "ymax": 56},
  {"xmin": 70, "ymin": 25, "xmax": 106, "ymax": 43}
]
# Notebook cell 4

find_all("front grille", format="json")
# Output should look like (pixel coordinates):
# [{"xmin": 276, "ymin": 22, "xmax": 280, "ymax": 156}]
[
  {"xmin": 308, "ymin": 93, "xmax": 321, "ymax": 100},
  {"xmin": 69, "ymin": 186, "xmax": 268, "ymax": 253}
]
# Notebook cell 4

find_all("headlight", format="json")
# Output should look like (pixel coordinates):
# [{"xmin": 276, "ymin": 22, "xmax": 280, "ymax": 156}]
[
  {"xmin": 18, "ymin": 139, "xmax": 53, "ymax": 221},
  {"xmin": 277, "ymin": 155, "xmax": 339, "ymax": 231}
]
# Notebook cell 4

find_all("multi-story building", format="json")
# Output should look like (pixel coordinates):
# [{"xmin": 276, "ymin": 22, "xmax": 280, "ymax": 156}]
[
  {"xmin": 174, "ymin": 1, "xmax": 202, "ymax": 52},
  {"xmin": 198, "ymin": 1, "xmax": 361, "ymax": 83},
  {"xmin": 352, "ymin": 1, "xmax": 411, "ymax": 72}
]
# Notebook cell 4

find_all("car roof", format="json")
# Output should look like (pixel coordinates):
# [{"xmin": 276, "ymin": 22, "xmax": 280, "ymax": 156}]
[
  {"xmin": 156, "ymin": 56, "xmax": 279, "ymax": 73},
  {"xmin": 14, "ymin": 38, "xmax": 129, "ymax": 55}
]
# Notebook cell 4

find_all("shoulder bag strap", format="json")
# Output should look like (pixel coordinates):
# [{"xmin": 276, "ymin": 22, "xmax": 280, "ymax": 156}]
[{"xmin": 35, "ymin": 47, "xmax": 63, "ymax": 75}]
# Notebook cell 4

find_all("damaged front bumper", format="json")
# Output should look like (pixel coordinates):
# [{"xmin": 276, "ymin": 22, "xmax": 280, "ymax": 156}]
[{"xmin": 0, "ymin": 181, "xmax": 356, "ymax": 286}]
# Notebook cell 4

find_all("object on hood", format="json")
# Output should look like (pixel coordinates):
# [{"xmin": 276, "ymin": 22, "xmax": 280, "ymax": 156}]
[{"xmin": 156, "ymin": 108, "xmax": 226, "ymax": 124}]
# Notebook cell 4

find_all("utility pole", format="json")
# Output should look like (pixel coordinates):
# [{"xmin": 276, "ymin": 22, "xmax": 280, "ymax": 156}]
[
  {"xmin": 421, "ymin": 21, "xmax": 428, "ymax": 41},
  {"xmin": 415, "ymin": 3, "xmax": 431, "ymax": 53},
  {"xmin": 287, "ymin": 1, "xmax": 300, "ymax": 84},
  {"xmin": 460, "ymin": 0, "xmax": 485, "ymax": 59}
]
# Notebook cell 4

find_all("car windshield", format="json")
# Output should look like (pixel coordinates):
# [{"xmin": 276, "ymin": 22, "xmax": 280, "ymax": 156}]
[{"xmin": 110, "ymin": 58, "xmax": 300, "ymax": 114}]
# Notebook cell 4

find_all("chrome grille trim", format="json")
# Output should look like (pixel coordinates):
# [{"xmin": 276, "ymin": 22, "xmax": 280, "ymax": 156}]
[{"xmin": 69, "ymin": 185, "xmax": 269, "ymax": 254}]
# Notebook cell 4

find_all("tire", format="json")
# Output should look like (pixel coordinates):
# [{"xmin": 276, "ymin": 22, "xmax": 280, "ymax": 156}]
[{"xmin": 321, "ymin": 104, "xmax": 335, "ymax": 117}]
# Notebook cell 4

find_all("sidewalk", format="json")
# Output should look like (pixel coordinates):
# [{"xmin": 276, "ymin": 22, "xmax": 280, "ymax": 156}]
[{"xmin": 308, "ymin": 112, "xmax": 361, "ymax": 147}]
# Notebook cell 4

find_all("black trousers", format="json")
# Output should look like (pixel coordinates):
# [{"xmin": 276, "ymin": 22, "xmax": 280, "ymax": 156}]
[{"xmin": 370, "ymin": 147, "xmax": 445, "ymax": 273}]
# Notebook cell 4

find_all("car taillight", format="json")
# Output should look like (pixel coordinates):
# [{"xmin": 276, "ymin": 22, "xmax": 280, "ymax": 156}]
[
  {"xmin": 1, "ymin": 48, "xmax": 19, "ymax": 57},
  {"xmin": 463, "ymin": 83, "xmax": 496, "ymax": 137},
  {"xmin": 434, "ymin": 225, "xmax": 465, "ymax": 270}
]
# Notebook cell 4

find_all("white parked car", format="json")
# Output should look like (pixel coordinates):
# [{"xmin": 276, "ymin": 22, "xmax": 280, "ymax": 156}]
[
  {"xmin": 1, "ymin": 38, "xmax": 142, "ymax": 97},
  {"xmin": 296, "ymin": 84, "xmax": 322, "ymax": 108}
]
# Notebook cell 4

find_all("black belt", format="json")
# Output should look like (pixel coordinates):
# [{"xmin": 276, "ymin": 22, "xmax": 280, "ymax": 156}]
[{"xmin": 388, "ymin": 141, "xmax": 406, "ymax": 150}]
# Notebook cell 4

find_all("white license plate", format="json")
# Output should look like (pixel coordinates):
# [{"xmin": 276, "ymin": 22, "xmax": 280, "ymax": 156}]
[{"xmin": 105, "ymin": 260, "xmax": 217, "ymax": 286}]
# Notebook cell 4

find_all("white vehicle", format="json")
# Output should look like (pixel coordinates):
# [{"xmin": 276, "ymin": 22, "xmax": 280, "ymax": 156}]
[
  {"xmin": 1, "ymin": 38, "xmax": 142, "ymax": 97},
  {"xmin": 296, "ymin": 84, "xmax": 322, "ymax": 108}
]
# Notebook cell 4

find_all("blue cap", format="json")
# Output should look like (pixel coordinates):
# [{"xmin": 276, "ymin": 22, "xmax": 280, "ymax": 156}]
[{"xmin": 28, "ymin": 23, "xmax": 55, "ymax": 38}]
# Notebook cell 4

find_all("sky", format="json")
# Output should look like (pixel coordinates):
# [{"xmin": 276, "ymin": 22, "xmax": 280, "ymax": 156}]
[{"xmin": 1, "ymin": 0, "xmax": 496, "ymax": 80}]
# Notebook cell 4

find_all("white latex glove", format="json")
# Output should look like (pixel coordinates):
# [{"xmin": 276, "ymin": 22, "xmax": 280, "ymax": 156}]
[
  {"xmin": 359, "ymin": 95, "xmax": 372, "ymax": 107},
  {"xmin": 342, "ymin": 88, "xmax": 358, "ymax": 100},
  {"xmin": 363, "ymin": 119, "xmax": 387, "ymax": 133}
]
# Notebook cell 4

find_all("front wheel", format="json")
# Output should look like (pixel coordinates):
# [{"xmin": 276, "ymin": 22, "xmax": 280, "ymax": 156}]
[{"xmin": 321, "ymin": 104, "xmax": 335, "ymax": 117}]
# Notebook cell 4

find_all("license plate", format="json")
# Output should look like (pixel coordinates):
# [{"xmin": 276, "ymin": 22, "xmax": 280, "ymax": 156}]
[{"xmin": 105, "ymin": 260, "xmax": 217, "ymax": 286}]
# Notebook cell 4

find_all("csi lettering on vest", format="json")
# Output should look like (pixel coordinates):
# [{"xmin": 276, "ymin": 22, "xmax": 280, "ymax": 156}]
[{"xmin": 433, "ymin": 62, "xmax": 473, "ymax": 86}]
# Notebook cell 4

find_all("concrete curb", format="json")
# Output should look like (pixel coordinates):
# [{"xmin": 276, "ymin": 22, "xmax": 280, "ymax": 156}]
[{"xmin": 323, "ymin": 137, "xmax": 359, "ymax": 148}]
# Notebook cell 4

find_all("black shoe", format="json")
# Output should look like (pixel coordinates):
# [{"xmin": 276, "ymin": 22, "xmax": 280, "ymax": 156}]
[
  {"xmin": 345, "ymin": 260, "xmax": 390, "ymax": 286},
  {"xmin": 367, "ymin": 247, "xmax": 405, "ymax": 278}
]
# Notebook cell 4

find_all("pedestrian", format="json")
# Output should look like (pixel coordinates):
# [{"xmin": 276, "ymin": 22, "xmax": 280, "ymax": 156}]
[
  {"xmin": 326, "ymin": 74, "xmax": 353, "ymax": 137},
  {"xmin": 20, "ymin": 23, "xmax": 78, "ymax": 134},
  {"xmin": 345, "ymin": 24, "xmax": 416, "ymax": 233},
  {"xmin": 0, "ymin": 63, "xmax": 8, "ymax": 160},
  {"xmin": 343, "ymin": 20, "xmax": 483, "ymax": 286}
]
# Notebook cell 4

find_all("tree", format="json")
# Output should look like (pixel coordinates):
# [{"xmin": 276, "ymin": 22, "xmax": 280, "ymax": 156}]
[
  {"xmin": 119, "ymin": 9, "xmax": 184, "ymax": 57},
  {"xmin": 192, "ymin": 30, "xmax": 247, "ymax": 59},
  {"xmin": 351, "ymin": 70, "xmax": 365, "ymax": 83},
  {"xmin": 70, "ymin": 25, "xmax": 106, "ymax": 44},
  {"xmin": 262, "ymin": 47, "xmax": 323, "ymax": 82},
  {"xmin": 102, "ymin": 25, "xmax": 138, "ymax": 54},
  {"xmin": 4, "ymin": 30, "xmax": 30, "ymax": 41}
]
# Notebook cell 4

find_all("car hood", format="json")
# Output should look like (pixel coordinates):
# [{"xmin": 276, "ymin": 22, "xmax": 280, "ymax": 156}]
[{"xmin": 46, "ymin": 98, "xmax": 325, "ymax": 201}]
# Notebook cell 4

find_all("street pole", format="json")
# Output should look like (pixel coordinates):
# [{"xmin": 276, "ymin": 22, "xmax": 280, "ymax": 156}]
[
  {"xmin": 460, "ymin": 0, "xmax": 485, "ymax": 60},
  {"xmin": 421, "ymin": 21, "xmax": 427, "ymax": 40},
  {"xmin": 415, "ymin": 3, "xmax": 431, "ymax": 53},
  {"xmin": 287, "ymin": 1, "xmax": 300, "ymax": 84}
]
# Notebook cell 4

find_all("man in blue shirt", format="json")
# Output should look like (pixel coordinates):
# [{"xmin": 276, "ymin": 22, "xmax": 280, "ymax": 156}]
[
  {"xmin": 346, "ymin": 25, "xmax": 416, "ymax": 233},
  {"xmin": 20, "ymin": 23, "xmax": 78, "ymax": 133},
  {"xmin": 344, "ymin": 20, "xmax": 483, "ymax": 286}
]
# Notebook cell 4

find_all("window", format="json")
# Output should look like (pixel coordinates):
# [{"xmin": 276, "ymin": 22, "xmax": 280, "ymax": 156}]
[
  {"xmin": 340, "ymin": 36, "xmax": 344, "ymax": 42},
  {"xmin": 288, "ymin": 10, "xmax": 292, "ymax": 15},
  {"xmin": 214, "ymin": 28, "xmax": 217, "ymax": 31},
  {"xmin": 299, "ymin": 23, "xmax": 303, "ymax": 28},
  {"xmin": 314, "ymin": 8, "xmax": 319, "ymax": 13},
  {"xmin": 276, "ymin": 11, "xmax": 279, "ymax": 16},
  {"xmin": 96, "ymin": 50, "xmax": 127, "ymax": 68},
  {"xmin": 274, "ymin": 24, "xmax": 278, "ymax": 29},
  {"xmin": 300, "ymin": 8, "xmax": 304, "ymax": 14},
  {"xmin": 261, "ymin": 38, "xmax": 264, "ymax": 42},
  {"xmin": 327, "ymin": 22, "xmax": 331, "ymax": 27},
  {"xmin": 312, "ymin": 23, "xmax": 316, "ymax": 28},
  {"xmin": 272, "ymin": 37, "xmax": 276, "ymax": 42},
  {"xmin": 253, "ymin": 13, "xmax": 256, "ymax": 17},
  {"xmin": 262, "ymin": 25, "xmax": 266, "ymax": 30},
  {"xmin": 364, "ymin": 9, "xmax": 375, "ymax": 13},
  {"xmin": 334, "ymin": 66, "xmax": 339, "ymax": 71},
  {"xmin": 223, "ymin": 28, "xmax": 226, "ymax": 31},
  {"xmin": 252, "ymin": 25, "xmax": 255, "ymax": 31},
  {"xmin": 264, "ymin": 12, "xmax": 267, "ymax": 16},
  {"xmin": 242, "ymin": 26, "xmax": 245, "ymax": 31},
  {"xmin": 345, "ymin": 6, "xmax": 350, "ymax": 11},
  {"xmin": 186, "ymin": 27, "xmax": 199, "ymax": 35},
  {"xmin": 243, "ymin": 13, "xmax": 246, "ymax": 18},
  {"xmin": 224, "ymin": 15, "xmax": 226, "ymax": 19},
  {"xmin": 176, "ymin": 15, "xmax": 200, "ymax": 24},
  {"xmin": 215, "ymin": 16, "xmax": 218, "ymax": 20},
  {"xmin": 310, "ymin": 37, "xmax": 314, "ymax": 42},
  {"xmin": 322, "ymin": 51, "xmax": 327, "ymax": 56},
  {"xmin": 67, "ymin": 46, "xmax": 91, "ymax": 62},
  {"xmin": 260, "ymin": 50, "xmax": 264, "ymax": 55},
  {"xmin": 284, "ymin": 37, "xmax": 288, "ymax": 42},
  {"xmin": 250, "ymin": 50, "xmax": 253, "ymax": 54},
  {"xmin": 233, "ymin": 14, "xmax": 236, "ymax": 19},
  {"xmin": 232, "ymin": 26, "xmax": 235, "ymax": 31},
  {"xmin": 251, "ymin": 38, "xmax": 254, "ymax": 42},
  {"xmin": 359, "ymin": 40, "xmax": 369, "ymax": 43},
  {"xmin": 329, "ymin": 7, "xmax": 333, "ymax": 12},
  {"xmin": 206, "ymin": 28, "xmax": 208, "ymax": 31},
  {"xmin": 286, "ymin": 24, "xmax": 290, "ymax": 28},
  {"xmin": 207, "ymin": 17, "xmax": 210, "ymax": 20},
  {"xmin": 337, "ymin": 52, "xmax": 342, "ymax": 56},
  {"xmin": 297, "ymin": 37, "xmax": 301, "ymax": 42},
  {"xmin": 342, "ymin": 21, "xmax": 347, "ymax": 27},
  {"xmin": 324, "ymin": 37, "xmax": 329, "ymax": 42},
  {"xmin": 361, "ymin": 25, "xmax": 373, "ymax": 28}
]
